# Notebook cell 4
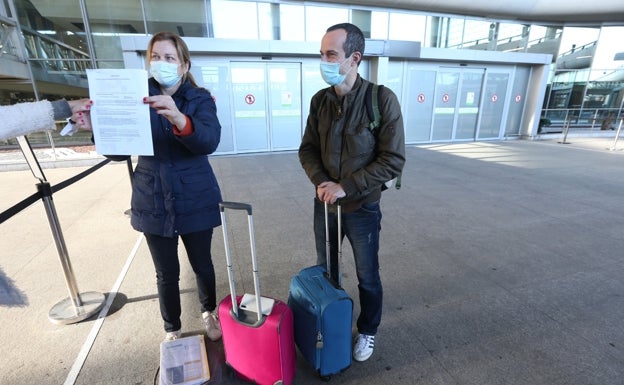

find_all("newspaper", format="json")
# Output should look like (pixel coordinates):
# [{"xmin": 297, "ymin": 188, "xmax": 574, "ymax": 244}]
[{"xmin": 160, "ymin": 335, "xmax": 210, "ymax": 385}]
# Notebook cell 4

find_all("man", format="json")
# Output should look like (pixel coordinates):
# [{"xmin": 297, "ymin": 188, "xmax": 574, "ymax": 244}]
[{"xmin": 298, "ymin": 23, "xmax": 405, "ymax": 362}]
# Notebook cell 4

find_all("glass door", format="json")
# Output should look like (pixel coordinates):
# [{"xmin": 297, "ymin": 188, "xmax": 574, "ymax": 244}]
[
  {"xmin": 432, "ymin": 67, "xmax": 485, "ymax": 141},
  {"xmin": 478, "ymin": 68, "xmax": 511, "ymax": 139},
  {"xmin": 267, "ymin": 63, "xmax": 302, "ymax": 151},
  {"xmin": 404, "ymin": 64, "xmax": 436, "ymax": 142},
  {"xmin": 230, "ymin": 62, "xmax": 302, "ymax": 153},
  {"xmin": 432, "ymin": 70, "xmax": 459, "ymax": 141},
  {"xmin": 231, "ymin": 63, "xmax": 269, "ymax": 152},
  {"xmin": 455, "ymin": 69, "xmax": 485, "ymax": 140}
]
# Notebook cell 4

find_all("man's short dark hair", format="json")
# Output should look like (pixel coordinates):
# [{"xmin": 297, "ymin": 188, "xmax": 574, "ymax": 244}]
[{"xmin": 327, "ymin": 23, "xmax": 365, "ymax": 64}]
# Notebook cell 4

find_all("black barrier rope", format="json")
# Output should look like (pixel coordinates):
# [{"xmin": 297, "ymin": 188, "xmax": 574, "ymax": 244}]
[{"xmin": 0, "ymin": 158, "xmax": 112, "ymax": 225}]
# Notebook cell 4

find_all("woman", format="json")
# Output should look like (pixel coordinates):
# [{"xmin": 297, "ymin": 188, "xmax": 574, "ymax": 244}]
[
  {"xmin": 0, "ymin": 99, "xmax": 92, "ymax": 141},
  {"xmin": 131, "ymin": 32, "xmax": 223, "ymax": 341}
]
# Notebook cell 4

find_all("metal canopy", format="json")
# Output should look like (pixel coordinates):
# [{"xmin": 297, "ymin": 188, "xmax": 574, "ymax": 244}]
[{"xmin": 311, "ymin": 0, "xmax": 624, "ymax": 24}]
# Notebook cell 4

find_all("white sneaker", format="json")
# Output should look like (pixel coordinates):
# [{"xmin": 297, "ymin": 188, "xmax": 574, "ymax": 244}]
[
  {"xmin": 353, "ymin": 334, "xmax": 375, "ymax": 362},
  {"xmin": 202, "ymin": 311, "xmax": 222, "ymax": 341},
  {"xmin": 164, "ymin": 329, "xmax": 181, "ymax": 341}
]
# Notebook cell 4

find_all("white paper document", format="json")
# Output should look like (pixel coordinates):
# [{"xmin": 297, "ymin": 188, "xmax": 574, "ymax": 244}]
[
  {"xmin": 87, "ymin": 69, "xmax": 153, "ymax": 155},
  {"xmin": 160, "ymin": 335, "xmax": 210, "ymax": 385}
]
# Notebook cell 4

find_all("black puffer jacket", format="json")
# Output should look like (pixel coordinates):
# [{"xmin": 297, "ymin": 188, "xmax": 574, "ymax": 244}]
[
  {"xmin": 299, "ymin": 75, "xmax": 405, "ymax": 212},
  {"xmin": 115, "ymin": 78, "xmax": 223, "ymax": 238}
]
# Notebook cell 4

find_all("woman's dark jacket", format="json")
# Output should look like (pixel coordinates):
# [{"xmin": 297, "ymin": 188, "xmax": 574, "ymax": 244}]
[{"xmin": 119, "ymin": 77, "xmax": 222, "ymax": 238}]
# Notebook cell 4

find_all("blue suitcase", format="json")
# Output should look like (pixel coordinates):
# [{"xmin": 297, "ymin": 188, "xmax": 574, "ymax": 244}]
[{"xmin": 288, "ymin": 202, "xmax": 353, "ymax": 379}]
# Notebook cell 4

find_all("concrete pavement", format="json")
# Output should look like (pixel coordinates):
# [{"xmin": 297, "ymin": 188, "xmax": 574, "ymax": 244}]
[{"xmin": 2, "ymin": 136, "xmax": 624, "ymax": 384}]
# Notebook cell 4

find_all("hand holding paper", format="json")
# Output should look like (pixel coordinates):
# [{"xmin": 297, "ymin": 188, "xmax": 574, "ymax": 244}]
[{"xmin": 143, "ymin": 95, "xmax": 187, "ymax": 130}]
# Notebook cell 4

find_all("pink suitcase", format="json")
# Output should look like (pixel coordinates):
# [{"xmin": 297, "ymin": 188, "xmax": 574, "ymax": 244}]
[{"xmin": 217, "ymin": 201, "xmax": 296, "ymax": 385}]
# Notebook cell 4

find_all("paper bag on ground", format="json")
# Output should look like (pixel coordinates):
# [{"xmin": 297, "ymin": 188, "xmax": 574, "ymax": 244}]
[{"xmin": 160, "ymin": 335, "xmax": 210, "ymax": 385}]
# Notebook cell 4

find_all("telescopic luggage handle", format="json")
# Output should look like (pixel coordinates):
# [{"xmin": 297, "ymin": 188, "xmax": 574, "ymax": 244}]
[
  {"xmin": 324, "ymin": 201, "xmax": 343, "ymax": 287},
  {"xmin": 219, "ymin": 201, "xmax": 263, "ymax": 322}
]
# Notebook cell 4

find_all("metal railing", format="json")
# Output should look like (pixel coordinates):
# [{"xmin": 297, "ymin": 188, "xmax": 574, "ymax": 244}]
[
  {"xmin": 20, "ymin": 26, "xmax": 91, "ymax": 74},
  {"xmin": 0, "ymin": 16, "xmax": 21, "ymax": 60},
  {"xmin": 541, "ymin": 107, "xmax": 623, "ymax": 133}
]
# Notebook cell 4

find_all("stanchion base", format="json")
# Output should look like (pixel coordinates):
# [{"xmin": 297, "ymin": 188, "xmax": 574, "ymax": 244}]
[
  {"xmin": 48, "ymin": 291, "xmax": 106, "ymax": 325},
  {"xmin": 558, "ymin": 141, "xmax": 571, "ymax": 144}
]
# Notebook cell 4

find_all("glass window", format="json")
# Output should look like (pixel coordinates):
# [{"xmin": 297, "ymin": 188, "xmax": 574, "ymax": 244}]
[
  {"xmin": 13, "ymin": 0, "xmax": 93, "ymax": 66},
  {"xmin": 496, "ymin": 23, "xmax": 525, "ymax": 52},
  {"xmin": 279, "ymin": 4, "xmax": 304, "ymax": 41},
  {"xmin": 1, "ymin": 1, "xmax": 11, "ymax": 18},
  {"xmin": 211, "ymin": 0, "xmax": 258, "ymax": 39},
  {"xmin": 84, "ymin": 0, "xmax": 145, "ymax": 67},
  {"xmin": 425, "ymin": 16, "xmax": 444, "ymax": 48},
  {"xmin": 305, "ymin": 5, "xmax": 348, "ymax": 42},
  {"xmin": 351, "ymin": 9, "xmax": 372, "ymax": 38},
  {"xmin": 443, "ymin": 17, "xmax": 465, "ymax": 48},
  {"xmin": 370, "ymin": 11, "xmax": 388, "ymax": 40},
  {"xmin": 591, "ymin": 26, "xmax": 624, "ymax": 78},
  {"xmin": 388, "ymin": 12, "xmax": 426, "ymax": 42},
  {"xmin": 527, "ymin": 26, "xmax": 562, "ymax": 59},
  {"xmin": 257, "ymin": 2, "xmax": 274, "ymax": 40},
  {"xmin": 461, "ymin": 19, "xmax": 491, "ymax": 49},
  {"xmin": 144, "ymin": 0, "xmax": 207, "ymax": 37},
  {"xmin": 556, "ymin": 26, "xmax": 599, "ymax": 71},
  {"xmin": 498, "ymin": 23, "xmax": 524, "ymax": 42}
]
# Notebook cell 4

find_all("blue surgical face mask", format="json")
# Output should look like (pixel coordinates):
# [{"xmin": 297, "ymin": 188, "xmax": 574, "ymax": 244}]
[
  {"xmin": 320, "ymin": 55, "xmax": 352, "ymax": 86},
  {"xmin": 150, "ymin": 61, "xmax": 182, "ymax": 88}
]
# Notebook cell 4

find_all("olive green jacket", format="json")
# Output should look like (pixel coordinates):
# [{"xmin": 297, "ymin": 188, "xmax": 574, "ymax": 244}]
[{"xmin": 299, "ymin": 75, "xmax": 406, "ymax": 212}]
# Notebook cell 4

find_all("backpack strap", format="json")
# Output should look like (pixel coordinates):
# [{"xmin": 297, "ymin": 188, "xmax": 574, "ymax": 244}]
[{"xmin": 366, "ymin": 83, "xmax": 382, "ymax": 133}]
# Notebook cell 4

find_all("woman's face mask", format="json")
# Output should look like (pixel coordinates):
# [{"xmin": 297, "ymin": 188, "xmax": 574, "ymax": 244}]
[
  {"xmin": 320, "ymin": 55, "xmax": 353, "ymax": 86},
  {"xmin": 150, "ymin": 61, "xmax": 182, "ymax": 88}
]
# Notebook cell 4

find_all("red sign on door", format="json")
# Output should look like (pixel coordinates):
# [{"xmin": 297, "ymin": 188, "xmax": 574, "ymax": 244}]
[{"xmin": 245, "ymin": 94, "xmax": 255, "ymax": 104}]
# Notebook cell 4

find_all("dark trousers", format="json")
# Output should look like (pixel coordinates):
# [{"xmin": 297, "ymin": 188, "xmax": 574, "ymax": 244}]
[
  {"xmin": 144, "ymin": 229, "xmax": 216, "ymax": 332},
  {"xmin": 314, "ymin": 198, "xmax": 383, "ymax": 336}
]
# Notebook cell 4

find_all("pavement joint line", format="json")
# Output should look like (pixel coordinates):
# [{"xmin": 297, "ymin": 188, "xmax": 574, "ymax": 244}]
[{"xmin": 63, "ymin": 234, "xmax": 145, "ymax": 385}]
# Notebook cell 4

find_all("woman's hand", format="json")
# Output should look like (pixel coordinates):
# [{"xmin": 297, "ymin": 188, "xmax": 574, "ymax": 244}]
[
  {"xmin": 67, "ymin": 98, "xmax": 93, "ymax": 130},
  {"xmin": 143, "ymin": 95, "xmax": 187, "ymax": 130}
]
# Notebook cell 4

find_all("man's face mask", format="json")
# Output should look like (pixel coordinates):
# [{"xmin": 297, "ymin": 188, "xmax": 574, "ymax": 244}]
[
  {"xmin": 150, "ymin": 61, "xmax": 182, "ymax": 88},
  {"xmin": 320, "ymin": 55, "xmax": 353, "ymax": 86}
]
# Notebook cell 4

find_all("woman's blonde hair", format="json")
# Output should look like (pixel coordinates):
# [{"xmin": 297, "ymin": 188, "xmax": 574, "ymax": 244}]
[{"xmin": 146, "ymin": 31, "xmax": 198, "ymax": 87}]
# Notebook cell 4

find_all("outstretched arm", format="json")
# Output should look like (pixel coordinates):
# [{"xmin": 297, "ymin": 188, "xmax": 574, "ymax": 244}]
[{"xmin": 0, "ymin": 99, "xmax": 93, "ymax": 141}]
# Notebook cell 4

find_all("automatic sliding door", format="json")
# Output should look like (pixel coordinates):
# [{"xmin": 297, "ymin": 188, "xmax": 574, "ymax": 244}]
[
  {"xmin": 405, "ymin": 66, "xmax": 435, "ymax": 142},
  {"xmin": 432, "ymin": 70, "xmax": 459, "ymax": 141},
  {"xmin": 432, "ymin": 68, "xmax": 485, "ymax": 141},
  {"xmin": 267, "ymin": 63, "xmax": 302, "ymax": 151},
  {"xmin": 456, "ymin": 70, "xmax": 484, "ymax": 140},
  {"xmin": 231, "ymin": 62, "xmax": 302, "ymax": 153},
  {"xmin": 231, "ymin": 63, "xmax": 269, "ymax": 152},
  {"xmin": 479, "ymin": 70, "xmax": 510, "ymax": 139}
]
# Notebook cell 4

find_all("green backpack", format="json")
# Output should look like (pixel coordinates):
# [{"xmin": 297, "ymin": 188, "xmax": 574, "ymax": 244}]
[{"xmin": 365, "ymin": 83, "xmax": 402, "ymax": 190}]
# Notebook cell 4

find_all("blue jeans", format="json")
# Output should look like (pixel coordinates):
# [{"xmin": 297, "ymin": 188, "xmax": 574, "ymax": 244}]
[
  {"xmin": 144, "ymin": 229, "xmax": 217, "ymax": 332},
  {"xmin": 314, "ymin": 198, "xmax": 383, "ymax": 336}
]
